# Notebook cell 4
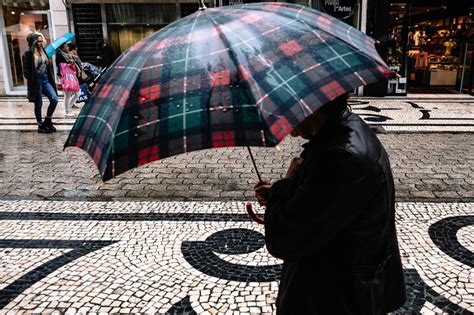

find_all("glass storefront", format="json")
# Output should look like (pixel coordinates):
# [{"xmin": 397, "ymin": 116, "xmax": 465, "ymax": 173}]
[
  {"xmin": 386, "ymin": 2, "xmax": 474, "ymax": 95},
  {"xmin": 106, "ymin": 3, "xmax": 177, "ymax": 54},
  {"xmin": 1, "ymin": 2, "xmax": 51, "ymax": 90}
]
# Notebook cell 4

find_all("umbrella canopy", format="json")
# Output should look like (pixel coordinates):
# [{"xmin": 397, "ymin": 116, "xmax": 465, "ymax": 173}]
[
  {"xmin": 65, "ymin": 2, "xmax": 391, "ymax": 181},
  {"xmin": 45, "ymin": 32, "xmax": 75, "ymax": 58}
]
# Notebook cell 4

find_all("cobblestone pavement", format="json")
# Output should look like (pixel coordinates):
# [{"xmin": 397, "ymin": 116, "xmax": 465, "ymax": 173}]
[
  {"xmin": 1, "ymin": 95, "xmax": 473, "ymax": 314},
  {"xmin": 1, "ymin": 96, "xmax": 474, "ymax": 133},
  {"xmin": 0, "ymin": 131, "xmax": 472, "ymax": 202},
  {"xmin": 0, "ymin": 200, "xmax": 472, "ymax": 314}
]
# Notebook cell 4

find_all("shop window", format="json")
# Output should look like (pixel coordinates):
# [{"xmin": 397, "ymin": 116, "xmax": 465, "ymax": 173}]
[
  {"xmin": 1, "ymin": 2, "xmax": 50, "ymax": 89},
  {"xmin": 387, "ymin": 3, "xmax": 473, "ymax": 94},
  {"xmin": 386, "ymin": 2, "xmax": 408, "ymax": 95}
]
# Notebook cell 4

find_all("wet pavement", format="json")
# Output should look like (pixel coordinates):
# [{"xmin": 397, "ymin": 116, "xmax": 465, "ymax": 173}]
[
  {"xmin": 0, "ymin": 95, "xmax": 473, "ymax": 314},
  {"xmin": 1, "ymin": 95, "xmax": 474, "ymax": 133},
  {"xmin": 0, "ymin": 131, "xmax": 472, "ymax": 202}
]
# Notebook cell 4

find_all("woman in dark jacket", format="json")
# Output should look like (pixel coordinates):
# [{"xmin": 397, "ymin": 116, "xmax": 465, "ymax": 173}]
[
  {"xmin": 22, "ymin": 33, "xmax": 58, "ymax": 133},
  {"xmin": 255, "ymin": 94, "xmax": 406, "ymax": 314}
]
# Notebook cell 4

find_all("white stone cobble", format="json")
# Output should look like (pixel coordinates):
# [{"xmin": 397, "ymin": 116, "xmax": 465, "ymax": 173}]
[
  {"xmin": 0, "ymin": 200, "xmax": 472, "ymax": 313},
  {"xmin": 0, "ymin": 96, "xmax": 473, "ymax": 132}
]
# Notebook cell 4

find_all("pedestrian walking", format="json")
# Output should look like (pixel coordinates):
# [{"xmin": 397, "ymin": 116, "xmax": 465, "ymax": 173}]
[
  {"xmin": 56, "ymin": 42, "xmax": 80, "ymax": 117},
  {"xmin": 67, "ymin": 42, "xmax": 88, "ymax": 108},
  {"xmin": 254, "ymin": 94, "xmax": 406, "ymax": 314},
  {"xmin": 22, "ymin": 32, "xmax": 58, "ymax": 133},
  {"xmin": 95, "ymin": 39, "xmax": 117, "ymax": 68}
]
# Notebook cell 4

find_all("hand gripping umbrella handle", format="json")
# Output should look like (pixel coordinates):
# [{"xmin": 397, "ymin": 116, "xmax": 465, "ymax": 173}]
[{"xmin": 246, "ymin": 202, "xmax": 265, "ymax": 224}]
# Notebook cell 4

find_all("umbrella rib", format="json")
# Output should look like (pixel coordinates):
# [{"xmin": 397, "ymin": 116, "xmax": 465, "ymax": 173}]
[
  {"xmin": 140, "ymin": 20, "xmax": 299, "ymax": 73},
  {"xmin": 303, "ymin": 22, "xmax": 368, "ymax": 86},
  {"xmin": 181, "ymin": 10, "xmax": 203, "ymax": 153},
  {"xmin": 202, "ymin": 13, "xmax": 270, "ymax": 117},
  {"xmin": 239, "ymin": 3, "xmax": 388, "ymax": 72},
  {"xmin": 216, "ymin": 8, "xmax": 313, "ymax": 119},
  {"xmin": 75, "ymin": 115, "xmax": 113, "ymax": 132},
  {"xmin": 113, "ymin": 105, "xmax": 259, "ymax": 138},
  {"xmin": 255, "ymin": 51, "xmax": 355, "ymax": 106},
  {"xmin": 203, "ymin": 10, "xmax": 273, "ymax": 146}
]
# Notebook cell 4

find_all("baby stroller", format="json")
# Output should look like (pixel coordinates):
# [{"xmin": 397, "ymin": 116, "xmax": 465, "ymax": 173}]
[
  {"xmin": 85, "ymin": 65, "xmax": 107, "ymax": 93},
  {"xmin": 76, "ymin": 62, "xmax": 107, "ymax": 104}
]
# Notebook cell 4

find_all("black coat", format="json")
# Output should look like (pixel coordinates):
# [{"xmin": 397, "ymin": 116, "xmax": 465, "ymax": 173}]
[
  {"xmin": 265, "ymin": 109, "xmax": 406, "ymax": 315},
  {"xmin": 96, "ymin": 44, "xmax": 117, "ymax": 68},
  {"xmin": 22, "ymin": 34, "xmax": 57, "ymax": 102}
]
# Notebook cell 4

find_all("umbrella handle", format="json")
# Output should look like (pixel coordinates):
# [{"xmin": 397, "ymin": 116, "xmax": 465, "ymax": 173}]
[{"xmin": 246, "ymin": 202, "xmax": 265, "ymax": 224}]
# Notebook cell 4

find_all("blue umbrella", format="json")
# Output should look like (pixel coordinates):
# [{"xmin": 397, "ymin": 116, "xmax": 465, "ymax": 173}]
[{"xmin": 45, "ymin": 32, "xmax": 75, "ymax": 58}]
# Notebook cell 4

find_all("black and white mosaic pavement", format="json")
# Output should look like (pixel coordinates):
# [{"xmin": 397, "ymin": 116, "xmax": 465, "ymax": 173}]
[
  {"xmin": 1, "ymin": 97, "xmax": 473, "ymax": 133},
  {"xmin": 350, "ymin": 98, "xmax": 474, "ymax": 133},
  {"xmin": 0, "ymin": 201, "xmax": 472, "ymax": 314}
]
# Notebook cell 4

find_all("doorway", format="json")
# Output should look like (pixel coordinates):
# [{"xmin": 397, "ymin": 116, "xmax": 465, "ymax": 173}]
[{"xmin": 1, "ymin": 3, "xmax": 52, "ymax": 91}]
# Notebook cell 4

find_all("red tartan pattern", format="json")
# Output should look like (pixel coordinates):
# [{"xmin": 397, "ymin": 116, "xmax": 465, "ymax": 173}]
[
  {"xmin": 239, "ymin": 66, "xmax": 251, "ymax": 80},
  {"xmin": 139, "ymin": 84, "xmax": 161, "ymax": 103},
  {"xmin": 241, "ymin": 13, "xmax": 262, "ymax": 24},
  {"xmin": 65, "ymin": 2, "xmax": 392, "ymax": 180},
  {"xmin": 212, "ymin": 131, "xmax": 236, "ymax": 147},
  {"xmin": 321, "ymin": 81, "xmax": 345, "ymax": 100},
  {"xmin": 210, "ymin": 70, "xmax": 231, "ymax": 87},
  {"xmin": 270, "ymin": 116, "xmax": 293, "ymax": 142},
  {"xmin": 138, "ymin": 145, "xmax": 159, "ymax": 166},
  {"xmin": 279, "ymin": 40, "xmax": 303, "ymax": 56},
  {"xmin": 318, "ymin": 16, "xmax": 332, "ymax": 25},
  {"xmin": 98, "ymin": 85, "xmax": 113, "ymax": 98}
]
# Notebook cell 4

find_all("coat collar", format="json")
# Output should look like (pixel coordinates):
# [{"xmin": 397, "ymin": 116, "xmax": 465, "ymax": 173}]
[{"xmin": 300, "ymin": 108, "xmax": 351, "ymax": 159}]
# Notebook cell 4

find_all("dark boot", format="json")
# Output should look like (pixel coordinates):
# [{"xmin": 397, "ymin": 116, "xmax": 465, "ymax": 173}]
[
  {"xmin": 43, "ymin": 117, "xmax": 57, "ymax": 132},
  {"xmin": 38, "ymin": 123, "xmax": 52, "ymax": 134}
]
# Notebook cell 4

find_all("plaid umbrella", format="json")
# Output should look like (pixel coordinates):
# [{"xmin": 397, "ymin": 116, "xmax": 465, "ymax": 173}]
[{"xmin": 65, "ymin": 2, "xmax": 391, "ymax": 181}]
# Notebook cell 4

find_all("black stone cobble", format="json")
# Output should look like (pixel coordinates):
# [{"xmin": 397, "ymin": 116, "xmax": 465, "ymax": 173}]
[{"xmin": 0, "ymin": 132, "xmax": 472, "ymax": 202}]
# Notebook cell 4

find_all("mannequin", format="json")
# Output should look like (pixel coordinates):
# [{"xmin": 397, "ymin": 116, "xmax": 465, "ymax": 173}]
[
  {"xmin": 413, "ymin": 29, "xmax": 421, "ymax": 46},
  {"xmin": 443, "ymin": 38, "xmax": 456, "ymax": 56}
]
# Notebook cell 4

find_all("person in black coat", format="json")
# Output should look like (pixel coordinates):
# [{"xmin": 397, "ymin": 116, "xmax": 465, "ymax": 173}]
[
  {"xmin": 254, "ymin": 94, "xmax": 406, "ymax": 314},
  {"xmin": 95, "ymin": 39, "xmax": 117, "ymax": 68},
  {"xmin": 22, "ymin": 33, "xmax": 58, "ymax": 133}
]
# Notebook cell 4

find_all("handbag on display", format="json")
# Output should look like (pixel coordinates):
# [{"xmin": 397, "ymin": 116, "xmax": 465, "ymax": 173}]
[{"xmin": 60, "ymin": 63, "xmax": 80, "ymax": 92}]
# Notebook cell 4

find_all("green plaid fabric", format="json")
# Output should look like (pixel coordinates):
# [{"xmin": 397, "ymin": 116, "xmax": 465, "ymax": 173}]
[{"xmin": 65, "ymin": 2, "xmax": 391, "ymax": 180}]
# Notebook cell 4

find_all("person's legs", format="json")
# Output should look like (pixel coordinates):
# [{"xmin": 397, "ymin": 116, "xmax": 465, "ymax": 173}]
[
  {"xmin": 70, "ymin": 91, "xmax": 80, "ymax": 109},
  {"xmin": 33, "ymin": 79, "xmax": 44, "ymax": 125},
  {"xmin": 64, "ymin": 91, "xmax": 72, "ymax": 116},
  {"xmin": 42, "ymin": 80, "xmax": 59, "ymax": 132},
  {"xmin": 42, "ymin": 80, "xmax": 58, "ymax": 118}
]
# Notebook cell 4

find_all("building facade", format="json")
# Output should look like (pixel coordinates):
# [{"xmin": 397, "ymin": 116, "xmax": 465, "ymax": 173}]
[
  {"xmin": 1, "ymin": 0, "xmax": 473, "ymax": 97},
  {"xmin": 0, "ymin": 0, "xmax": 69, "ymax": 95}
]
